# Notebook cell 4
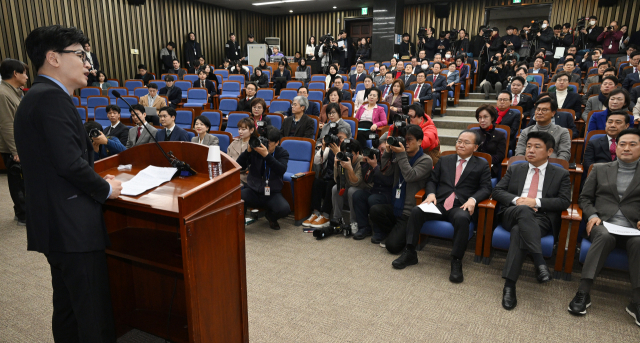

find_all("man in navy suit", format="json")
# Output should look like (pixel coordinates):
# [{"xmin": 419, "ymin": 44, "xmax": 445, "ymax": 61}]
[
  {"xmin": 583, "ymin": 111, "xmax": 630, "ymax": 172},
  {"xmin": 285, "ymin": 86, "xmax": 320, "ymax": 117},
  {"xmin": 407, "ymin": 71, "xmax": 433, "ymax": 106},
  {"xmin": 622, "ymin": 52, "xmax": 640, "ymax": 91},
  {"xmin": 428, "ymin": 63, "xmax": 447, "ymax": 115},
  {"xmin": 399, "ymin": 64, "xmax": 417, "ymax": 86},
  {"xmin": 528, "ymin": 57, "xmax": 549, "ymax": 84},
  {"xmin": 349, "ymin": 61, "xmax": 367, "ymax": 91},
  {"xmin": 378, "ymin": 72, "xmax": 394, "ymax": 100},
  {"xmin": 156, "ymin": 106, "xmax": 191, "ymax": 141}
]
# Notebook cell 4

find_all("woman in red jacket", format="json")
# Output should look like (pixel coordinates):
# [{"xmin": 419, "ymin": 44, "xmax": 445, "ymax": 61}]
[
  {"xmin": 355, "ymin": 88, "xmax": 387, "ymax": 147},
  {"xmin": 388, "ymin": 103, "xmax": 440, "ymax": 164}
]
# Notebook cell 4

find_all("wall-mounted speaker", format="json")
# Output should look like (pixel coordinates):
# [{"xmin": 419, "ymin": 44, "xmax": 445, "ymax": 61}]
[
  {"xmin": 598, "ymin": 0, "xmax": 617, "ymax": 6},
  {"xmin": 434, "ymin": 3, "xmax": 450, "ymax": 18},
  {"xmin": 127, "ymin": 0, "xmax": 145, "ymax": 5}
]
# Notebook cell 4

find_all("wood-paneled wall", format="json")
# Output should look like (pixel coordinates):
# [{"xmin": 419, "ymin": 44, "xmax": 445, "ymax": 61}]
[
  {"xmin": 403, "ymin": 0, "xmax": 640, "ymax": 42},
  {"xmin": 271, "ymin": 10, "xmax": 370, "ymax": 59}
]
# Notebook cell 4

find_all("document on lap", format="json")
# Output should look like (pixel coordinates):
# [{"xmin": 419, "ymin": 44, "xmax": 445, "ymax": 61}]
[
  {"xmin": 120, "ymin": 166, "xmax": 178, "ymax": 196},
  {"xmin": 603, "ymin": 221, "xmax": 640, "ymax": 236},
  {"xmin": 418, "ymin": 202, "xmax": 441, "ymax": 214}
]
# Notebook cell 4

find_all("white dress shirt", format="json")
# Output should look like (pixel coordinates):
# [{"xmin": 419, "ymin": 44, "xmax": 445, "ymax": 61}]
[{"xmin": 512, "ymin": 161, "xmax": 547, "ymax": 208}]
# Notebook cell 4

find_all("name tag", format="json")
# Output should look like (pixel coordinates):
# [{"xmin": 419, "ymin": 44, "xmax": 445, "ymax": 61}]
[
  {"xmin": 265, "ymin": 186, "xmax": 271, "ymax": 196},
  {"xmin": 396, "ymin": 188, "xmax": 402, "ymax": 199}
]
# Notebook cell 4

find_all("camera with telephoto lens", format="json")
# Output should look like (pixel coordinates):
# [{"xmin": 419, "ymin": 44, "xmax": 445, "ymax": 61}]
[
  {"xmin": 401, "ymin": 94, "xmax": 410, "ymax": 114},
  {"xmin": 249, "ymin": 121, "xmax": 270, "ymax": 149},
  {"xmin": 530, "ymin": 20, "xmax": 544, "ymax": 35},
  {"xmin": 368, "ymin": 133, "xmax": 380, "ymax": 148},
  {"xmin": 576, "ymin": 18, "xmax": 586, "ymax": 31},
  {"xmin": 387, "ymin": 116, "xmax": 408, "ymax": 147},
  {"xmin": 312, "ymin": 224, "xmax": 343, "ymax": 240},
  {"xmin": 320, "ymin": 33, "xmax": 335, "ymax": 52},
  {"xmin": 335, "ymin": 139, "xmax": 354, "ymax": 162},
  {"xmin": 323, "ymin": 122, "xmax": 340, "ymax": 145},
  {"xmin": 88, "ymin": 128, "xmax": 102, "ymax": 139},
  {"xmin": 362, "ymin": 130, "xmax": 380, "ymax": 159}
]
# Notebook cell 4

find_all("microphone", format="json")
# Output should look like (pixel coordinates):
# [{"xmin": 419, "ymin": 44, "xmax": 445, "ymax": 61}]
[{"xmin": 112, "ymin": 90, "xmax": 196, "ymax": 177}]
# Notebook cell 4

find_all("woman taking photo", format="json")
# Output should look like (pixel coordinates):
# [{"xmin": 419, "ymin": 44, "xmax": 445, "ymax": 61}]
[
  {"xmin": 91, "ymin": 71, "xmax": 112, "ymax": 90},
  {"xmin": 384, "ymin": 79, "xmax": 405, "ymax": 122},
  {"xmin": 227, "ymin": 117, "xmax": 257, "ymax": 185},
  {"xmin": 319, "ymin": 87, "xmax": 349, "ymax": 124},
  {"xmin": 354, "ymin": 75, "xmax": 376, "ymax": 112},
  {"xmin": 296, "ymin": 58, "xmax": 311, "ymax": 85},
  {"xmin": 250, "ymin": 98, "xmax": 272, "ymax": 127},
  {"xmin": 325, "ymin": 64, "xmax": 339, "ymax": 91},
  {"xmin": 250, "ymin": 68, "xmax": 269, "ymax": 89},
  {"xmin": 355, "ymin": 88, "xmax": 387, "ymax": 147},
  {"xmin": 192, "ymin": 115, "xmax": 220, "ymax": 146},
  {"xmin": 317, "ymin": 103, "xmax": 352, "ymax": 143},
  {"xmin": 474, "ymin": 105, "xmax": 506, "ymax": 177},
  {"xmin": 355, "ymin": 37, "xmax": 370, "ymax": 62}
]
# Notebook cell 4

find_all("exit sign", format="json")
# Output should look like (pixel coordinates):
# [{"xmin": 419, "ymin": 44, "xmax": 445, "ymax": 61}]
[
  {"xmin": 513, "ymin": 0, "xmax": 522, "ymax": 3},
  {"xmin": 362, "ymin": 7, "xmax": 368, "ymax": 15}
]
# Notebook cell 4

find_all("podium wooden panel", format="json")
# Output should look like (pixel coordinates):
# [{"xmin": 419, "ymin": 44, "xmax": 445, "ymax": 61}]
[{"xmin": 94, "ymin": 142, "xmax": 248, "ymax": 343}]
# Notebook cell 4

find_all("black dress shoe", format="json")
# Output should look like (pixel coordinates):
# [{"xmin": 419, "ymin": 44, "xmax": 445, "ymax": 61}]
[
  {"xmin": 265, "ymin": 212, "xmax": 280, "ymax": 230},
  {"xmin": 626, "ymin": 301, "xmax": 640, "ymax": 327},
  {"xmin": 449, "ymin": 259, "xmax": 464, "ymax": 283},
  {"xmin": 502, "ymin": 286, "xmax": 517, "ymax": 310},
  {"xmin": 392, "ymin": 248, "xmax": 418, "ymax": 269},
  {"xmin": 568, "ymin": 291, "xmax": 591, "ymax": 315},
  {"xmin": 536, "ymin": 265, "xmax": 551, "ymax": 283}
]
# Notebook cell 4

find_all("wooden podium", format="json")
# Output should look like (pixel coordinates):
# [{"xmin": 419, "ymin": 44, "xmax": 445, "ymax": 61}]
[{"xmin": 94, "ymin": 142, "xmax": 248, "ymax": 343}]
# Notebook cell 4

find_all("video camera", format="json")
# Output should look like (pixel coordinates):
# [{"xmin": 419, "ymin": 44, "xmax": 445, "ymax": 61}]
[
  {"xmin": 401, "ymin": 94, "xmax": 410, "ymax": 114},
  {"xmin": 449, "ymin": 28, "xmax": 459, "ymax": 42},
  {"xmin": 576, "ymin": 17, "xmax": 587, "ymax": 32},
  {"xmin": 320, "ymin": 33, "xmax": 335, "ymax": 51},
  {"xmin": 481, "ymin": 28, "xmax": 493, "ymax": 41},
  {"xmin": 249, "ymin": 121, "xmax": 270, "ymax": 149},
  {"xmin": 529, "ymin": 20, "xmax": 544, "ymax": 35},
  {"xmin": 335, "ymin": 139, "xmax": 354, "ymax": 162},
  {"xmin": 323, "ymin": 122, "xmax": 340, "ymax": 145}
]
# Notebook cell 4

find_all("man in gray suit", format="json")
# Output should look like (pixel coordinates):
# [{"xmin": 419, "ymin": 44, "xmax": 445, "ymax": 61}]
[
  {"xmin": 515, "ymin": 97, "xmax": 572, "ymax": 161},
  {"xmin": 493, "ymin": 131, "xmax": 572, "ymax": 310},
  {"xmin": 126, "ymin": 104, "xmax": 157, "ymax": 149},
  {"xmin": 569, "ymin": 128, "xmax": 640, "ymax": 325}
]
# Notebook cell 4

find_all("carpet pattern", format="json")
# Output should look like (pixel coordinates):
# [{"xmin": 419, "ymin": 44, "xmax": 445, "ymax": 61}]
[{"xmin": 0, "ymin": 174, "xmax": 638, "ymax": 342}]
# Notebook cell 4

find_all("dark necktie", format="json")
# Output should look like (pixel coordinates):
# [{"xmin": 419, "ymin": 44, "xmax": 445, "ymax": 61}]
[
  {"xmin": 165, "ymin": 129, "xmax": 172, "ymax": 141},
  {"xmin": 610, "ymin": 137, "xmax": 617, "ymax": 161},
  {"xmin": 384, "ymin": 85, "xmax": 390, "ymax": 98},
  {"xmin": 136, "ymin": 126, "xmax": 141, "ymax": 140}
]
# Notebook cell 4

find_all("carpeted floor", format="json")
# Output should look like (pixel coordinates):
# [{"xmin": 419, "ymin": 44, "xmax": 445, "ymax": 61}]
[{"xmin": 1, "ymin": 173, "xmax": 638, "ymax": 342}]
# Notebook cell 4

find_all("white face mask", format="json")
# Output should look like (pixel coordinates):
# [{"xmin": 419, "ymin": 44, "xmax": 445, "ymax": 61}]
[
  {"xmin": 374, "ymin": 67, "xmax": 379, "ymax": 72},
  {"xmin": 422, "ymin": 64, "xmax": 429, "ymax": 69},
  {"xmin": 445, "ymin": 54, "xmax": 451, "ymax": 58},
  {"xmin": 541, "ymin": 24, "xmax": 548, "ymax": 29},
  {"xmin": 590, "ymin": 20, "xmax": 596, "ymax": 26}
]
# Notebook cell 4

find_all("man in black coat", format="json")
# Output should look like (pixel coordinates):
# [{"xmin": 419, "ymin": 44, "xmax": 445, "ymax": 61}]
[
  {"xmin": 500, "ymin": 26, "xmax": 522, "ymax": 52},
  {"xmin": 408, "ymin": 71, "xmax": 433, "ymax": 106},
  {"xmin": 184, "ymin": 32, "xmax": 202, "ymax": 68},
  {"xmin": 14, "ymin": 25, "xmax": 122, "ymax": 342},
  {"xmin": 509, "ymin": 76, "xmax": 535, "ymax": 123},
  {"xmin": 193, "ymin": 69, "xmax": 216, "ymax": 102},
  {"xmin": 103, "ymin": 105, "xmax": 130, "ymax": 146},
  {"xmin": 435, "ymin": 32, "xmax": 450, "ymax": 56},
  {"xmin": 548, "ymin": 72, "xmax": 583, "ymax": 121},
  {"xmin": 159, "ymin": 75, "xmax": 182, "ymax": 108},
  {"xmin": 492, "ymin": 131, "xmax": 571, "ymax": 310},
  {"xmin": 83, "ymin": 41, "xmax": 99, "ymax": 85},
  {"xmin": 349, "ymin": 62, "xmax": 367, "ymax": 91},
  {"xmin": 337, "ymin": 30, "xmax": 355, "ymax": 73},
  {"xmin": 392, "ymin": 130, "xmax": 492, "ymax": 283},
  {"xmin": 580, "ymin": 16, "xmax": 604, "ymax": 50},
  {"xmin": 225, "ymin": 33, "xmax": 241, "ymax": 62},
  {"xmin": 237, "ymin": 83, "xmax": 257, "ymax": 112},
  {"xmin": 583, "ymin": 111, "xmax": 630, "ymax": 172},
  {"xmin": 280, "ymin": 96, "xmax": 316, "ymax": 139}
]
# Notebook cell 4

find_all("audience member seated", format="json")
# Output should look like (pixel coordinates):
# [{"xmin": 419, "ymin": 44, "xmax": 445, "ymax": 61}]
[
  {"xmin": 580, "ymin": 48, "xmax": 603, "ymax": 72},
  {"xmin": 354, "ymin": 75, "xmax": 375, "ymax": 112},
  {"xmin": 480, "ymin": 52, "xmax": 506, "ymax": 100},
  {"xmin": 319, "ymin": 87, "xmax": 349, "ymax": 122},
  {"xmin": 368, "ymin": 125, "xmax": 433, "ymax": 246},
  {"xmin": 135, "ymin": 64, "xmax": 153, "ymax": 86},
  {"xmin": 622, "ymin": 52, "xmax": 640, "ymax": 92},
  {"xmin": 494, "ymin": 131, "xmax": 572, "ymax": 310},
  {"xmin": 516, "ymin": 97, "xmax": 571, "ymax": 161},
  {"xmin": 194, "ymin": 69, "xmax": 216, "ymax": 102},
  {"xmin": 407, "ymin": 71, "xmax": 433, "ymax": 107},
  {"xmin": 156, "ymin": 106, "xmax": 190, "ymax": 142},
  {"xmin": 427, "ymin": 62, "xmax": 447, "ymax": 114},
  {"xmin": 509, "ymin": 76, "xmax": 534, "ymax": 123},
  {"xmin": 280, "ymin": 96, "xmax": 315, "ymax": 139},
  {"xmin": 126, "ymin": 105, "xmax": 157, "ymax": 149},
  {"xmin": 583, "ymin": 76, "xmax": 618, "ymax": 120},
  {"xmin": 513, "ymin": 67, "xmax": 539, "ymax": 100},
  {"xmin": 84, "ymin": 121, "xmax": 126, "ymax": 160},
  {"xmin": 588, "ymin": 89, "xmax": 632, "ymax": 134},
  {"xmin": 250, "ymin": 68, "xmax": 269, "ymax": 89},
  {"xmin": 495, "ymin": 92, "xmax": 522, "ymax": 152},
  {"xmin": 327, "ymin": 139, "xmax": 370, "ymax": 232},
  {"xmin": 349, "ymin": 62, "xmax": 367, "ymax": 91},
  {"xmin": 385, "ymin": 79, "xmax": 405, "ymax": 123},
  {"xmin": 218, "ymin": 59, "xmax": 231, "ymax": 71},
  {"xmin": 229, "ymin": 62, "xmax": 250, "ymax": 81},
  {"xmin": 551, "ymin": 60, "xmax": 581, "ymax": 85},
  {"xmin": 250, "ymin": 98, "xmax": 272, "ymax": 127},
  {"xmin": 295, "ymin": 58, "xmax": 311, "ymax": 84},
  {"xmin": 583, "ymin": 61, "xmax": 611, "ymax": 93},
  {"xmin": 317, "ymin": 103, "xmax": 351, "ymax": 144},
  {"xmin": 372, "ymin": 64, "xmax": 387, "ymax": 87},
  {"xmin": 378, "ymin": 72, "xmax": 394, "ymax": 100},
  {"xmin": 392, "ymin": 130, "xmax": 492, "ymax": 283},
  {"xmin": 399, "ymin": 64, "xmax": 417, "ymax": 87},
  {"xmin": 192, "ymin": 115, "xmax": 219, "ymax": 146},
  {"xmin": 269, "ymin": 46, "xmax": 285, "ymax": 62},
  {"xmin": 238, "ymin": 126, "xmax": 290, "ymax": 230},
  {"xmin": 549, "ymin": 71, "xmax": 582, "ymax": 120},
  {"xmin": 444, "ymin": 62, "xmax": 460, "ymax": 92},
  {"xmin": 159, "ymin": 75, "xmax": 181, "ymax": 109},
  {"xmin": 569, "ymin": 128, "xmax": 640, "ymax": 321},
  {"xmin": 325, "ymin": 65, "xmax": 339, "ymax": 91},
  {"xmin": 237, "ymin": 83, "xmax": 257, "ymax": 112},
  {"xmin": 528, "ymin": 57, "xmax": 549, "ymax": 84},
  {"xmin": 139, "ymin": 83, "xmax": 167, "ymax": 116},
  {"xmin": 583, "ymin": 110, "xmax": 630, "ymax": 172},
  {"xmin": 286, "ymin": 86, "xmax": 320, "ymax": 117},
  {"xmin": 91, "ymin": 71, "xmax": 111, "ymax": 90},
  {"xmin": 168, "ymin": 59, "xmax": 186, "ymax": 80},
  {"xmin": 615, "ymin": 45, "xmax": 637, "ymax": 70},
  {"xmin": 322, "ymin": 76, "xmax": 350, "ymax": 105},
  {"xmin": 272, "ymin": 61, "xmax": 291, "ymax": 95},
  {"xmin": 355, "ymin": 88, "xmax": 386, "ymax": 147},
  {"xmin": 393, "ymin": 61, "xmax": 405, "ymax": 79},
  {"xmin": 103, "ymin": 105, "xmax": 129, "ymax": 146},
  {"xmin": 527, "ymin": 92, "xmax": 578, "ymax": 138},
  {"xmin": 303, "ymin": 125, "xmax": 350, "ymax": 229},
  {"xmin": 228, "ymin": 117, "xmax": 255, "ymax": 185},
  {"xmin": 475, "ymin": 105, "xmax": 507, "ymax": 177}
]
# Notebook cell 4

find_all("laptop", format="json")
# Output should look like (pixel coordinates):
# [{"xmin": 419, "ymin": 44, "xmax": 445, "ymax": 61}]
[
  {"xmin": 295, "ymin": 71, "xmax": 307, "ymax": 80},
  {"xmin": 275, "ymin": 76, "xmax": 287, "ymax": 83},
  {"xmin": 145, "ymin": 106, "xmax": 157, "ymax": 118}
]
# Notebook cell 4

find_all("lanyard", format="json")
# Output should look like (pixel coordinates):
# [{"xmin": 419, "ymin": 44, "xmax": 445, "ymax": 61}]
[{"xmin": 263, "ymin": 152, "xmax": 276, "ymax": 181}]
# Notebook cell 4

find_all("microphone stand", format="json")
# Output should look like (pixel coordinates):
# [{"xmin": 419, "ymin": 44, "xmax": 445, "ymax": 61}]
[{"xmin": 112, "ymin": 91, "xmax": 196, "ymax": 176}]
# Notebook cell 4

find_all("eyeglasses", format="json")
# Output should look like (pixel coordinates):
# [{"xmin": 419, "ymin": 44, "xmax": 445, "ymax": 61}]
[
  {"xmin": 535, "ymin": 108, "xmax": 552, "ymax": 113},
  {"xmin": 497, "ymin": 98, "xmax": 511, "ymax": 102},
  {"xmin": 57, "ymin": 50, "xmax": 87, "ymax": 63},
  {"xmin": 456, "ymin": 140, "xmax": 475, "ymax": 146},
  {"xmin": 328, "ymin": 111, "xmax": 339, "ymax": 116}
]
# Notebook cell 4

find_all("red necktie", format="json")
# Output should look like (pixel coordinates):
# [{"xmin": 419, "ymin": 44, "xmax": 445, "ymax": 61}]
[
  {"xmin": 433, "ymin": 75, "xmax": 437, "ymax": 83},
  {"xmin": 384, "ymin": 85, "xmax": 390, "ymax": 98},
  {"xmin": 527, "ymin": 168, "xmax": 540, "ymax": 199},
  {"xmin": 415, "ymin": 84, "xmax": 421, "ymax": 99},
  {"xmin": 512, "ymin": 94, "xmax": 518, "ymax": 106},
  {"xmin": 610, "ymin": 138, "xmax": 617, "ymax": 161},
  {"xmin": 444, "ymin": 159, "xmax": 466, "ymax": 211},
  {"xmin": 136, "ymin": 126, "xmax": 141, "ymax": 139}
]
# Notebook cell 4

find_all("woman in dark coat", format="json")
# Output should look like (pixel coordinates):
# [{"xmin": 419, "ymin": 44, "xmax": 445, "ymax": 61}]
[{"xmin": 475, "ymin": 104, "xmax": 507, "ymax": 178}]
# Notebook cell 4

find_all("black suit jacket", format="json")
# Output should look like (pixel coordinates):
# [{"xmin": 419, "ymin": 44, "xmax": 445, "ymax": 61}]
[
  {"xmin": 103, "ymin": 122, "xmax": 129, "ymax": 146},
  {"xmin": 513, "ymin": 93, "xmax": 534, "ymax": 121},
  {"xmin": 492, "ymin": 162, "xmax": 572, "ymax": 238},
  {"xmin": 429, "ymin": 74, "xmax": 447, "ymax": 92},
  {"xmin": 583, "ymin": 135, "xmax": 615, "ymax": 172},
  {"xmin": 155, "ymin": 125, "xmax": 191, "ymax": 142},
  {"xmin": 272, "ymin": 69, "xmax": 291, "ymax": 82},
  {"xmin": 408, "ymin": 83, "xmax": 433, "ymax": 103},
  {"xmin": 477, "ymin": 127, "xmax": 507, "ymax": 178},
  {"xmin": 623, "ymin": 72, "xmax": 640, "ymax": 92},
  {"xmin": 498, "ymin": 109, "xmax": 520, "ymax": 152},
  {"xmin": 435, "ymin": 39, "xmax": 450, "ymax": 55},
  {"xmin": 14, "ymin": 76, "xmax": 111, "ymax": 254},
  {"xmin": 523, "ymin": 83, "xmax": 539, "ymax": 101},
  {"xmin": 349, "ymin": 73, "xmax": 366, "ymax": 88},
  {"xmin": 280, "ymin": 114, "xmax": 315, "ymax": 139},
  {"xmin": 379, "ymin": 84, "xmax": 393, "ymax": 100},
  {"xmin": 193, "ymin": 79, "xmax": 217, "ymax": 96},
  {"xmin": 549, "ymin": 92, "xmax": 582, "ymax": 121},
  {"xmin": 426, "ymin": 154, "xmax": 492, "ymax": 206},
  {"xmin": 527, "ymin": 110, "xmax": 579, "ymax": 138},
  {"xmin": 237, "ymin": 96, "xmax": 256, "ymax": 112},
  {"xmin": 399, "ymin": 74, "xmax": 417, "ymax": 87},
  {"xmin": 159, "ymin": 86, "xmax": 182, "ymax": 106}
]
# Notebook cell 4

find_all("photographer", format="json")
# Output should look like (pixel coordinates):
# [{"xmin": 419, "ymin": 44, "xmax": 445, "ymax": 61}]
[
  {"xmin": 471, "ymin": 26, "xmax": 488, "ymax": 59},
  {"xmin": 480, "ymin": 52, "xmax": 506, "ymax": 100},
  {"xmin": 536, "ymin": 20, "xmax": 555, "ymax": 54},
  {"xmin": 451, "ymin": 29, "xmax": 469, "ymax": 57},
  {"xmin": 315, "ymin": 34, "xmax": 339, "ymax": 74},
  {"xmin": 597, "ymin": 21, "xmax": 624, "ymax": 56},
  {"xmin": 435, "ymin": 31, "xmax": 450, "ymax": 56},
  {"xmin": 399, "ymin": 33, "xmax": 415, "ymax": 60},
  {"xmin": 317, "ymin": 103, "xmax": 351, "ymax": 142},
  {"xmin": 580, "ymin": 16, "xmax": 604, "ymax": 50},
  {"xmin": 561, "ymin": 23, "xmax": 575, "ymax": 47},
  {"xmin": 84, "ymin": 121, "xmax": 126, "ymax": 160},
  {"xmin": 368, "ymin": 124, "xmax": 433, "ymax": 249},
  {"xmin": 388, "ymin": 103, "xmax": 440, "ymax": 163},
  {"xmin": 501, "ymin": 26, "xmax": 522, "ymax": 53},
  {"xmin": 419, "ymin": 27, "xmax": 437, "ymax": 59},
  {"xmin": 329, "ymin": 139, "xmax": 370, "ymax": 233},
  {"xmin": 518, "ymin": 25, "xmax": 532, "ymax": 59},
  {"xmin": 238, "ymin": 126, "xmax": 290, "ymax": 230}
]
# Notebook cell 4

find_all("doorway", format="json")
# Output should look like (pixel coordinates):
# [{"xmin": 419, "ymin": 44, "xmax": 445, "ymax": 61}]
[{"xmin": 345, "ymin": 18, "xmax": 373, "ymax": 46}]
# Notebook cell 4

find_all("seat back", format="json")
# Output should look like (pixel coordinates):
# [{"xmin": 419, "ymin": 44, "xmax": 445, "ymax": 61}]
[
  {"xmin": 286, "ymin": 81, "xmax": 302, "ymax": 89},
  {"xmin": 269, "ymin": 99, "xmax": 292, "ymax": 113},
  {"xmin": 72, "ymin": 95, "xmax": 80, "ymax": 106},
  {"xmin": 219, "ymin": 98, "xmax": 238, "ymax": 116},
  {"xmin": 220, "ymin": 81, "xmax": 241, "ymax": 97},
  {"xmin": 308, "ymin": 115, "xmax": 319, "ymax": 138},
  {"xmin": 175, "ymin": 109, "xmax": 194, "ymax": 128},
  {"xmin": 527, "ymin": 73, "xmax": 543, "ymax": 87},
  {"xmin": 161, "ymin": 73, "xmax": 178, "ymax": 81},
  {"xmin": 80, "ymin": 87, "xmax": 101, "ymax": 105},
  {"xmin": 87, "ymin": 95, "xmax": 110, "ymax": 114},
  {"xmin": 311, "ymin": 74, "xmax": 326, "ymax": 82},
  {"xmin": 340, "ymin": 101, "xmax": 354, "ymax": 117},
  {"xmin": 355, "ymin": 83, "xmax": 366, "ymax": 94},
  {"xmin": 228, "ymin": 75, "xmax": 246, "ymax": 88},
  {"xmin": 308, "ymin": 90, "xmax": 324, "ymax": 102},
  {"xmin": 183, "ymin": 74, "xmax": 199, "ymax": 84},
  {"xmin": 201, "ymin": 110, "xmax": 222, "ymax": 131},
  {"xmin": 107, "ymin": 87, "xmax": 129, "ymax": 104},
  {"xmin": 124, "ymin": 80, "xmax": 143, "ymax": 94},
  {"xmin": 342, "ymin": 118, "xmax": 357, "ymax": 139},
  {"xmin": 187, "ymin": 88, "xmax": 208, "ymax": 102},
  {"xmin": 76, "ymin": 106, "xmax": 88, "ymax": 123},
  {"xmin": 211, "ymin": 131, "xmax": 233, "ymax": 152},
  {"xmin": 93, "ymin": 106, "xmax": 110, "ymax": 126},
  {"xmin": 225, "ymin": 112, "xmax": 250, "ymax": 137},
  {"xmin": 280, "ymin": 137, "xmax": 315, "ymax": 181},
  {"xmin": 308, "ymin": 82, "xmax": 325, "ymax": 90},
  {"xmin": 107, "ymin": 79, "xmax": 120, "ymax": 87},
  {"xmin": 278, "ymin": 89, "xmax": 298, "ymax": 101},
  {"xmin": 214, "ymin": 69, "xmax": 229, "ymax": 80},
  {"xmin": 262, "ymin": 70, "xmax": 271, "ymax": 81},
  {"xmin": 116, "ymin": 96, "xmax": 139, "ymax": 118},
  {"xmin": 149, "ymin": 80, "xmax": 166, "ymax": 89},
  {"xmin": 266, "ymin": 113, "xmax": 284, "ymax": 130},
  {"xmin": 133, "ymin": 87, "xmax": 149, "ymax": 98},
  {"xmin": 175, "ymin": 81, "xmax": 192, "ymax": 98},
  {"xmin": 256, "ymin": 88, "xmax": 275, "ymax": 104}
]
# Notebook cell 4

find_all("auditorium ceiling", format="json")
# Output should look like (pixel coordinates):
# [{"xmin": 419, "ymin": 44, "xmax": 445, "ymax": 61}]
[{"xmin": 199, "ymin": 0, "xmax": 425, "ymax": 15}]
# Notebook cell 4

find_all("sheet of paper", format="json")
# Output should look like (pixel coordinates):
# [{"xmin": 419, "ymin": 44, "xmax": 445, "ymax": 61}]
[
  {"xmin": 603, "ymin": 221, "xmax": 640, "ymax": 236},
  {"xmin": 337, "ymin": 41, "xmax": 345, "ymax": 48},
  {"xmin": 418, "ymin": 202, "xmax": 441, "ymax": 214},
  {"xmin": 120, "ymin": 166, "xmax": 178, "ymax": 196},
  {"xmin": 553, "ymin": 47, "xmax": 565, "ymax": 59}
]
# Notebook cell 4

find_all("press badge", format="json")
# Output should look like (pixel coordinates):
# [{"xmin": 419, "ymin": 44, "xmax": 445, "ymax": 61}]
[
  {"xmin": 395, "ymin": 182, "xmax": 402, "ymax": 199},
  {"xmin": 264, "ymin": 180, "xmax": 271, "ymax": 196}
]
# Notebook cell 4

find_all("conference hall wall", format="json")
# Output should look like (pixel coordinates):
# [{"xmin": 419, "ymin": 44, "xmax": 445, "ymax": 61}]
[{"xmin": 0, "ymin": 0, "xmax": 269, "ymax": 86}]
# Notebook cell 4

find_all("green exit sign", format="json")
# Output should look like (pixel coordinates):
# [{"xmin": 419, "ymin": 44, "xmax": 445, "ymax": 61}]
[
  {"xmin": 513, "ymin": 0, "xmax": 522, "ymax": 3},
  {"xmin": 362, "ymin": 7, "xmax": 368, "ymax": 15}
]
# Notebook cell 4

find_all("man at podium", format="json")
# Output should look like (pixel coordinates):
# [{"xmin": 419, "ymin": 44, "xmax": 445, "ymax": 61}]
[
  {"xmin": 237, "ymin": 126, "xmax": 290, "ymax": 230},
  {"xmin": 14, "ymin": 25, "xmax": 122, "ymax": 342}
]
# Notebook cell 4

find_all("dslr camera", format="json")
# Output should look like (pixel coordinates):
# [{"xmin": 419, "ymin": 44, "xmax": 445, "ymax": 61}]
[
  {"xmin": 88, "ymin": 128, "xmax": 102, "ymax": 139},
  {"xmin": 335, "ymin": 139, "xmax": 354, "ymax": 162},
  {"xmin": 387, "ymin": 115, "xmax": 408, "ymax": 147},
  {"xmin": 323, "ymin": 122, "xmax": 340, "ymax": 145},
  {"xmin": 361, "ymin": 133, "xmax": 380, "ymax": 160},
  {"xmin": 249, "ymin": 121, "xmax": 270, "ymax": 149}
]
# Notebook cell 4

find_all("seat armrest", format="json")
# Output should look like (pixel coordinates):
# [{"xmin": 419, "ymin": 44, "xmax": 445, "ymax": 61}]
[
  {"xmin": 291, "ymin": 171, "xmax": 316, "ymax": 224},
  {"xmin": 479, "ymin": 199, "xmax": 496, "ymax": 209},
  {"xmin": 415, "ymin": 189, "xmax": 425, "ymax": 205}
]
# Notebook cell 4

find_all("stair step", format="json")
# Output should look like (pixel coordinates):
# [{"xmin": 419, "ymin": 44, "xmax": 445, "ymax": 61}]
[
  {"xmin": 437, "ymin": 107, "xmax": 478, "ymax": 117},
  {"xmin": 458, "ymin": 99, "xmax": 497, "ymax": 108},
  {"xmin": 432, "ymin": 116, "xmax": 477, "ymax": 130},
  {"xmin": 467, "ymin": 92, "xmax": 496, "ymax": 100},
  {"xmin": 440, "ymin": 145, "xmax": 455, "ymax": 152},
  {"xmin": 436, "ymin": 128, "xmax": 466, "ymax": 146}
]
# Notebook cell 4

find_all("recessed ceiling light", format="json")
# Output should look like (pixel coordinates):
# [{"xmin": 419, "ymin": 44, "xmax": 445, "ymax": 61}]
[
  {"xmin": 253, "ymin": 0, "xmax": 311, "ymax": 6},
  {"xmin": 333, "ymin": 6, "xmax": 337, "ymax": 8},
  {"xmin": 289, "ymin": 10, "xmax": 293, "ymax": 12}
]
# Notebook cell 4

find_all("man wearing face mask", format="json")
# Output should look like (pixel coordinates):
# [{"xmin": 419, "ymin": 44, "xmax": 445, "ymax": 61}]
[
  {"xmin": 597, "ymin": 21, "xmax": 624, "ymax": 56},
  {"xmin": 536, "ymin": 20, "xmax": 554, "ymax": 55},
  {"xmin": 580, "ymin": 16, "xmax": 604, "ymax": 50}
]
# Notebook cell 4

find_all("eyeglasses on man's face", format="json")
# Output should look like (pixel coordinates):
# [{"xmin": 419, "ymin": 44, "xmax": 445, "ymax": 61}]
[{"xmin": 57, "ymin": 50, "xmax": 87, "ymax": 63}]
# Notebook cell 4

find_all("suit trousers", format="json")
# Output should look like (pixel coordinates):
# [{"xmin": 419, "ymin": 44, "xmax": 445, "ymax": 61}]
[
  {"xmin": 352, "ymin": 190, "xmax": 390, "ymax": 231},
  {"xmin": 311, "ymin": 178, "xmax": 336, "ymax": 216},
  {"xmin": 46, "ymin": 251, "xmax": 116, "ymax": 343},
  {"xmin": 582, "ymin": 225, "xmax": 640, "ymax": 289},
  {"xmin": 500, "ymin": 205, "xmax": 552, "ymax": 281},
  {"xmin": 406, "ymin": 204, "xmax": 473, "ymax": 259},
  {"xmin": 241, "ymin": 188, "xmax": 290, "ymax": 220},
  {"xmin": 480, "ymin": 80, "xmax": 502, "ymax": 98},
  {"xmin": 369, "ymin": 204, "xmax": 409, "ymax": 254},
  {"xmin": 2, "ymin": 153, "xmax": 26, "ymax": 220},
  {"xmin": 331, "ymin": 185, "xmax": 359, "ymax": 223}
]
